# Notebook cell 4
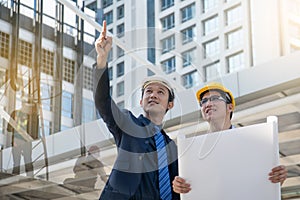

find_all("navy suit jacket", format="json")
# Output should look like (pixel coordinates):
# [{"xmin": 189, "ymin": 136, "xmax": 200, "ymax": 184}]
[{"xmin": 93, "ymin": 67, "xmax": 180, "ymax": 200}]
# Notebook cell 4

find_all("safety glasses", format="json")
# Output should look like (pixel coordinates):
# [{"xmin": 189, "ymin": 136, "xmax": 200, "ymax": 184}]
[{"xmin": 199, "ymin": 95, "xmax": 226, "ymax": 107}]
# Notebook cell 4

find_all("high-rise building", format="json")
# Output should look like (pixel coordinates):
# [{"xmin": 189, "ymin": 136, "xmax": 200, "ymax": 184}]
[{"xmin": 84, "ymin": 0, "xmax": 300, "ymax": 109}]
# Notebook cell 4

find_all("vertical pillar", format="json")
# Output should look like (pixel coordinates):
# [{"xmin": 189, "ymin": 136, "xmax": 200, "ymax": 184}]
[
  {"xmin": 29, "ymin": 0, "xmax": 43, "ymax": 140},
  {"xmin": 74, "ymin": 1, "xmax": 84, "ymax": 127},
  {"xmin": 53, "ymin": 2, "xmax": 64, "ymax": 133},
  {"xmin": 73, "ymin": 1, "xmax": 85, "ymax": 155},
  {"xmin": 7, "ymin": 0, "xmax": 20, "ymax": 114},
  {"xmin": 4, "ymin": 0, "xmax": 21, "ymax": 152}
]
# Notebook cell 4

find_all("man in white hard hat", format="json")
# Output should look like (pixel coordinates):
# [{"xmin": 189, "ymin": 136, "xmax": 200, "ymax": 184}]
[
  {"xmin": 172, "ymin": 82, "xmax": 287, "ymax": 194},
  {"xmin": 93, "ymin": 20, "xmax": 179, "ymax": 200}
]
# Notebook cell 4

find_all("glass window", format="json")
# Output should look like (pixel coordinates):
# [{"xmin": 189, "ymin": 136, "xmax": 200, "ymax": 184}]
[
  {"xmin": 108, "ymin": 67, "xmax": 113, "ymax": 80},
  {"xmin": 41, "ymin": 84, "xmax": 53, "ymax": 111},
  {"xmin": 161, "ymin": 0, "xmax": 174, "ymax": 10},
  {"xmin": 117, "ymin": 23, "xmax": 125, "ymax": 37},
  {"xmin": 103, "ymin": 0, "xmax": 113, "ymax": 8},
  {"xmin": 226, "ymin": 28, "xmax": 243, "ymax": 49},
  {"xmin": 0, "ymin": 31, "xmax": 9, "ymax": 58},
  {"xmin": 202, "ymin": 0, "xmax": 218, "ymax": 13},
  {"xmin": 86, "ymin": 2, "xmax": 97, "ymax": 11},
  {"xmin": 227, "ymin": 52, "xmax": 245, "ymax": 73},
  {"xmin": 182, "ymin": 71, "xmax": 199, "ymax": 88},
  {"xmin": 205, "ymin": 61, "xmax": 220, "ymax": 81},
  {"xmin": 181, "ymin": 25, "xmax": 195, "ymax": 44},
  {"xmin": 117, "ymin": 62, "xmax": 124, "ymax": 77},
  {"xmin": 161, "ymin": 57, "xmax": 176, "ymax": 74},
  {"xmin": 147, "ymin": 69, "xmax": 155, "ymax": 76},
  {"xmin": 117, "ymin": 5, "xmax": 124, "ymax": 19},
  {"xmin": 117, "ymin": 81, "xmax": 124, "ymax": 96},
  {"xmin": 181, "ymin": 3, "xmax": 195, "ymax": 22},
  {"xmin": 63, "ymin": 58, "xmax": 75, "ymax": 83},
  {"xmin": 161, "ymin": 14, "xmax": 175, "ymax": 31},
  {"xmin": 162, "ymin": 35, "xmax": 175, "ymax": 54},
  {"xmin": 82, "ymin": 98, "xmax": 95, "ymax": 123},
  {"xmin": 182, "ymin": 48, "xmax": 195, "ymax": 67},
  {"xmin": 107, "ymin": 47, "xmax": 113, "ymax": 62},
  {"xmin": 62, "ymin": 91, "xmax": 73, "ymax": 118},
  {"xmin": 104, "ymin": 11, "xmax": 113, "ymax": 25},
  {"xmin": 117, "ymin": 46, "xmax": 124, "ymax": 57},
  {"xmin": 40, "ymin": 120, "xmax": 52, "ymax": 137},
  {"xmin": 41, "ymin": 49, "xmax": 54, "ymax": 76},
  {"xmin": 226, "ymin": 5, "xmax": 242, "ymax": 26},
  {"xmin": 203, "ymin": 15, "xmax": 219, "ymax": 36},
  {"xmin": 18, "ymin": 40, "xmax": 32, "ymax": 67},
  {"xmin": 203, "ymin": 38, "xmax": 220, "ymax": 59},
  {"xmin": 83, "ymin": 66, "xmax": 93, "ymax": 91}
]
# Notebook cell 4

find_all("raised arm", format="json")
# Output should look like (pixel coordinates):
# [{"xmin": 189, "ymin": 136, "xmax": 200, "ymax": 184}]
[
  {"xmin": 93, "ymin": 20, "xmax": 113, "ymax": 114},
  {"xmin": 95, "ymin": 20, "xmax": 112, "ymax": 68},
  {"xmin": 93, "ymin": 21, "xmax": 127, "ymax": 142}
]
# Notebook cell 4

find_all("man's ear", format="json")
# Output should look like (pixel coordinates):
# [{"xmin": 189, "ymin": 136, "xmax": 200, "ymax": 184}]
[
  {"xmin": 167, "ymin": 101, "xmax": 174, "ymax": 110},
  {"xmin": 139, "ymin": 99, "xmax": 142, "ymax": 107},
  {"xmin": 227, "ymin": 103, "xmax": 234, "ymax": 112}
]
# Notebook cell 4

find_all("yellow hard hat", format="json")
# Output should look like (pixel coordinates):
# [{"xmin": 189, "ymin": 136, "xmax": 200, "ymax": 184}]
[{"xmin": 196, "ymin": 82, "xmax": 235, "ymax": 109}]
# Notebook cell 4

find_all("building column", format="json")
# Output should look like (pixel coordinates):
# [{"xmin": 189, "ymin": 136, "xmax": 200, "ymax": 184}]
[
  {"xmin": 73, "ymin": 1, "xmax": 85, "ymax": 155},
  {"xmin": 30, "ymin": 0, "xmax": 43, "ymax": 140},
  {"xmin": 53, "ymin": 2, "xmax": 64, "ymax": 134}
]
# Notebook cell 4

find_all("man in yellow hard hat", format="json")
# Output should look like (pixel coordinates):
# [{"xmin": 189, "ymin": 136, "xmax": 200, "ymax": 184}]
[
  {"xmin": 172, "ymin": 82, "xmax": 287, "ymax": 194},
  {"xmin": 196, "ymin": 82, "xmax": 235, "ymax": 132}
]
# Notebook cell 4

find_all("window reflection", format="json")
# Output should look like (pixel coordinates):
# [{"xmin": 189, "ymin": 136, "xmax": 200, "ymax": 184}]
[{"xmin": 62, "ymin": 91, "xmax": 73, "ymax": 118}]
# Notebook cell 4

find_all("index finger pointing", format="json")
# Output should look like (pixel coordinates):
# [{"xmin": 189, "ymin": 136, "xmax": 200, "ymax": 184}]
[{"xmin": 102, "ymin": 20, "xmax": 107, "ymax": 38}]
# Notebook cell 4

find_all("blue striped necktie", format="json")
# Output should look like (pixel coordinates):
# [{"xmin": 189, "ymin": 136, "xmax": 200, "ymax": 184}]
[{"xmin": 154, "ymin": 127, "xmax": 172, "ymax": 200}]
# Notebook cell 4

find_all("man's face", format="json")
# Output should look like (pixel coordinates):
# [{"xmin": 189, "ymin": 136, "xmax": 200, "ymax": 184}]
[
  {"xmin": 200, "ymin": 91, "xmax": 232, "ymax": 123},
  {"xmin": 140, "ymin": 82, "xmax": 173, "ymax": 116}
]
